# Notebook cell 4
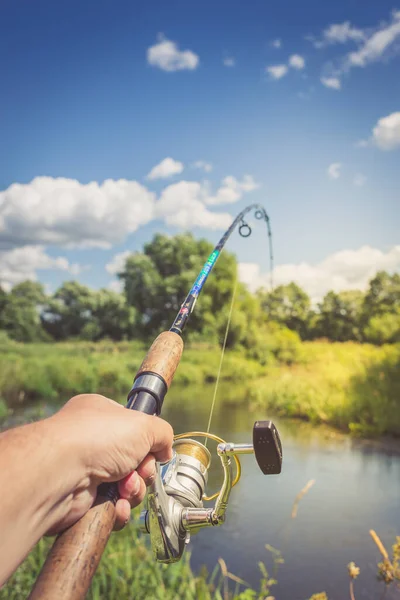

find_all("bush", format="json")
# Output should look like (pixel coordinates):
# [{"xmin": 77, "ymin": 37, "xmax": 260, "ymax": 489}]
[{"xmin": 364, "ymin": 312, "xmax": 400, "ymax": 345}]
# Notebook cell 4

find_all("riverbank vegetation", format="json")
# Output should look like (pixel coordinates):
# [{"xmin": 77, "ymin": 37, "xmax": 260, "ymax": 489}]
[
  {"xmin": 1, "ymin": 517, "xmax": 398, "ymax": 599},
  {"xmin": 0, "ymin": 232, "xmax": 399, "ymax": 437},
  {"xmin": 1, "ymin": 335, "xmax": 399, "ymax": 437},
  {"xmin": 0, "ymin": 519, "xmax": 279, "ymax": 600}
]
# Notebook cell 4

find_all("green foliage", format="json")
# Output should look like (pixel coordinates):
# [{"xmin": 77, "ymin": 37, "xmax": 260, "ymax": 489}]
[
  {"xmin": 312, "ymin": 290, "xmax": 364, "ymax": 342},
  {"xmin": 0, "ymin": 233, "xmax": 398, "ymax": 347},
  {"xmin": 258, "ymin": 282, "xmax": 311, "ymax": 339},
  {"xmin": 0, "ymin": 398, "xmax": 8, "ymax": 419},
  {"xmin": 0, "ymin": 282, "xmax": 48, "ymax": 342},
  {"xmin": 119, "ymin": 233, "xmax": 237, "ymax": 340},
  {"xmin": 1, "ymin": 338, "xmax": 399, "ymax": 438},
  {"xmin": 246, "ymin": 341, "xmax": 400, "ymax": 436},
  {"xmin": 41, "ymin": 281, "xmax": 95, "ymax": 339},
  {"xmin": 363, "ymin": 311, "xmax": 400, "ymax": 345},
  {"xmin": 363, "ymin": 271, "xmax": 400, "ymax": 318},
  {"xmin": 0, "ymin": 522, "xmax": 273, "ymax": 600}
]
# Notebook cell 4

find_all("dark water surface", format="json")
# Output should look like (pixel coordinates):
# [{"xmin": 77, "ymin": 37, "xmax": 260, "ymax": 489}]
[{"xmin": 2, "ymin": 385, "xmax": 400, "ymax": 600}]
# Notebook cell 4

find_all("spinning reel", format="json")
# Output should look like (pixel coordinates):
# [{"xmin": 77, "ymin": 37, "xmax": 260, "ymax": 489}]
[{"xmin": 139, "ymin": 420, "xmax": 282, "ymax": 563}]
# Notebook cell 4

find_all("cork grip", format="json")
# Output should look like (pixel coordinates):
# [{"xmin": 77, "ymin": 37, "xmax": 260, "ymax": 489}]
[
  {"xmin": 136, "ymin": 331, "xmax": 184, "ymax": 388},
  {"xmin": 28, "ymin": 495, "xmax": 116, "ymax": 600}
]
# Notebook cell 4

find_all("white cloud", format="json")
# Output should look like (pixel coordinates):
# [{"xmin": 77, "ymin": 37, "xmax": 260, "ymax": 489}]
[
  {"xmin": 105, "ymin": 250, "xmax": 131, "ymax": 276},
  {"xmin": 156, "ymin": 174, "xmax": 258, "ymax": 228},
  {"xmin": 266, "ymin": 64, "xmax": 288, "ymax": 79},
  {"xmin": 372, "ymin": 112, "xmax": 400, "ymax": 150},
  {"xmin": 239, "ymin": 245, "xmax": 400, "ymax": 303},
  {"xmin": 289, "ymin": 54, "xmax": 305, "ymax": 69},
  {"xmin": 310, "ymin": 11, "xmax": 400, "ymax": 87},
  {"xmin": 0, "ymin": 177, "xmax": 156, "ymax": 249},
  {"xmin": 147, "ymin": 35, "xmax": 199, "ymax": 72},
  {"xmin": 347, "ymin": 11, "xmax": 400, "ymax": 68},
  {"xmin": 353, "ymin": 174, "xmax": 367, "ymax": 186},
  {"xmin": 105, "ymin": 252, "xmax": 130, "ymax": 293},
  {"xmin": 205, "ymin": 175, "xmax": 259, "ymax": 206},
  {"xmin": 355, "ymin": 139, "xmax": 369, "ymax": 148},
  {"xmin": 147, "ymin": 157, "xmax": 184, "ymax": 180},
  {"xmin": 312, "ymin": 11, "xmax": 400, "ymax": 76},
  {"xmin": 0, "ymin": 171, "xmax": 260, "ymax": 252},
  {"xmin": 156, "ymin": 181, "xmax": 232, "ymax": 230},
  {"xmin": 271, "ymin": 39, "xmax": 282, "ymax": 48},
  {"xmin": 192, "ymin": 160, "xmax": 213, "ymax": 173},
  {"xmin": 320, "ymin": 22, "xmax": 365, "ymax": 46},
  {"xmin": 0, "ymin": 245, "xmax": 82, "ymax": 290},
  {"xmin": 223, "ymin": 57, "xmax": 235, "ymax": 67},
  {"xmin": 321, "ymin": 76, "xmax": 341, "ymax": 90},
  {"xmin": 327, "ymin": 163, "xmax": 341, "ymax": 179}
]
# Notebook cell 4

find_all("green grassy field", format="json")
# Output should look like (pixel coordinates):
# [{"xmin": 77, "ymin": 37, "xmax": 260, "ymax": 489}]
[
  {"xmin": 0, "ymin": 338, "xmax": 399, "ymax": 437},
  {"xmin": 1, "ymin": 517, "xmax": 282, "ymax": 600},
  {"xmin": 2, "ymin": 516, "xmax": 398, "ymax": 599}
]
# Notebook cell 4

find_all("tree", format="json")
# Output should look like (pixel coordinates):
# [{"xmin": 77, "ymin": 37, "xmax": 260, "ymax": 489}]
[
  {"xmin": 313, "ymin": 290, "xmax": 364, "ymax": 342},
  {"xmin": 360, "ymin": 272, "xmax": 400, "ymax": 343},
  {"xmin": 42, "ymin": 281, "xmax": 95, "ymax": 340},
  {"xmin": 363, "ymin": 271, "xmax": 400, "ymax": 318},
  {"xmin": 363, "ymin": 311, "xmax": 400, "ymax": 345},
  {"xmin": 0, "ymin": 281, "xmax": 48, "ymax": 342},
  {"xmin": 0, "ymin": 286, "xmax": 8, "ymax": 315},
  {"xmin": 258, "ymin": 282, "xmax": 311, "ymax": 339},
  {"xmin": 118, "ymin": 233, "xmax": 237, "ymax": 339},
  {"xmin": 90, "ymin": 289, "xmax": 136, "ymax": 340}
]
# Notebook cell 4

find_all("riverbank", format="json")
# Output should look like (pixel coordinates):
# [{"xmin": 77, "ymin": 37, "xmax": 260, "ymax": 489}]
[{"xmin": 0, "ymin": 339, "xmax": 399, "ymax": 437}]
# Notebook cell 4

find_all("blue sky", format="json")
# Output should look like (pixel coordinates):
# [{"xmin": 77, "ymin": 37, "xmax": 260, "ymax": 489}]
[{"xmin": 0, "ymin": 0, "xmax": 399, "ymax": 300}]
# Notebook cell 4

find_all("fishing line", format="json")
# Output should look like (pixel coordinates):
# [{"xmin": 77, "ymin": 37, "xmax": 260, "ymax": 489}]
[{"xmin": 204, "ymin": 274, "xmax": 239, "ymax": 445}]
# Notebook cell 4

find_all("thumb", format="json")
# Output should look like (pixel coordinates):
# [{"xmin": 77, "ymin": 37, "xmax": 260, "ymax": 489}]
[{"xmin": 128, "ymin": 412, "xmax": 174, "ymax": 464}]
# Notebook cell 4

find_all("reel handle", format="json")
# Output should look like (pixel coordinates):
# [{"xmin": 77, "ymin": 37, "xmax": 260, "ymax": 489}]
[{"xmin": 253, "ymin": 421, "xmax": 282, "ymax": 475}]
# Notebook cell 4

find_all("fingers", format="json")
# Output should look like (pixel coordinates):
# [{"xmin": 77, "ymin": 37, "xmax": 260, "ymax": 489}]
[
  {"xmin": 118, "ymin": 471, "xmax": 146, "ymax": 505},
  {"xmin": 136, "ymin": 454, "xmax": 156, "ymax": 486},
  {"xmin": 142, "ymin": 415, "xmax": 174, "ymax": 464},
  {"xmin": 115, "ymin": 456, "xmax": 159, "ymax": 531},
  {"xmin": 115, "ymin": 470, "xmax": 148, "ymax": 531},
  {"xmin": 114, "ymin": 499, "xmax": 131, "ymax": 531}
]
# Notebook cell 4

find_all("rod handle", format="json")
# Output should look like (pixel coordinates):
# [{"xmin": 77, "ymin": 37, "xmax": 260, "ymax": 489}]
[
  {"xmin": 136, "ymin": 331, "xmax": 184, "ymax": 389},
  {"xmin": 28, "ymin": 492, "xmax": 116, "ymax": 600}
]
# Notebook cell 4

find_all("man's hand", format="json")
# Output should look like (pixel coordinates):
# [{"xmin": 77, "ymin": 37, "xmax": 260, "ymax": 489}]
[
  {"xmin": 0, "ymin": 393, "xmax": 173, "ymax": 585},
  {"xmin": 48, "ymin": 394, "xmax": 174, "ymax": 533}
]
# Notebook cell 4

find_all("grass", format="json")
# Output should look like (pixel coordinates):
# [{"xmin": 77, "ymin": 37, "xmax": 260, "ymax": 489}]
[
  {"xmin": 0, "ymin": 338, "xmax": 266, "ymax": 407},
  {"xmin": 0, "ymin": 338, "xmax": 399, "ymax": 437},
  {"xmin": 0, "ymin": 518, "xmax": 278, "ymax": 600},
  {"xmin": 2, "ymin": 517, "xmax": 398, "ymax": 599},
  {"xmin": 245, "ymin": 341, "xmax": 400, "ymax": 437}
]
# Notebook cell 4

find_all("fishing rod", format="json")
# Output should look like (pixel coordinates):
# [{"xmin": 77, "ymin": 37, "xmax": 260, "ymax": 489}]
[{"xmin": 29, "ymin": 203, "xmax": 282, "ymax": 600}]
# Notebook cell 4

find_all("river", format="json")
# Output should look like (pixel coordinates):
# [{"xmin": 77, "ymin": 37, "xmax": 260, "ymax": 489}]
[
  {"xmin": 2, "ymin": 385, "xmax": 400, "ymax": 600},
  {"xmin": 164, "ymin": 384, "xmax": 400, "ymax": 600}
]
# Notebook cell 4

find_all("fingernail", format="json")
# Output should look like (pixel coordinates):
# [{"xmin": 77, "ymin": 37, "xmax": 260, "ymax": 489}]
[
  {"xmin": 132, "ymin": 474, "xmax": 141, "ymax": 496},
  {"xmin": 144, "ymin": 472, "xmax": 156, "ymax": 487}
]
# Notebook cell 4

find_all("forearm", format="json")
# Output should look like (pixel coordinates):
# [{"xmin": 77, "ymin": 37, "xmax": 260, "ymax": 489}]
[{"xmin": 0, "ymin": 418, "xmax": 84, "ymax": 586}]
